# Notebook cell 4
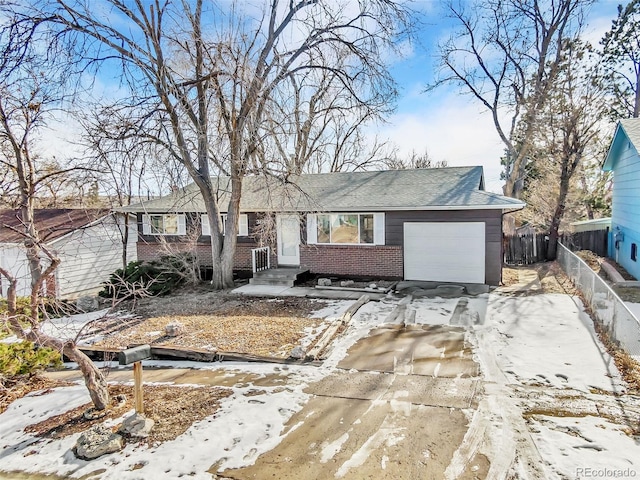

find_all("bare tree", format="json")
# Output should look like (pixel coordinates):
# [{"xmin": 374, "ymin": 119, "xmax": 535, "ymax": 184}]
[
  {"xmin": 524, "ymin": 40, "xmax": 607, "ymax": 259},
  {"xmin": 75, "ymin": 102, "xmax": 160, "ymax": 268},
  {"xmin": 259, "ymin": 64, "xmax": 394, "ymax": 174},
  {"xmin": 0, "ymin": 19, "xmax": 109, "ymax": 409},
  {"xmin": 430, "ymin": 0, "xmax": 588, "ymax": 199},
  {"xmin": 600, "ymin": 0, "xmax": 640, "ymax": 119},
  {"xmin": 19, "ymin": 0, "xmax": 410, "ymax": 289},
  {"xmin": 384, "ymin": 148, "xmax": 448, "ymax": 170}
]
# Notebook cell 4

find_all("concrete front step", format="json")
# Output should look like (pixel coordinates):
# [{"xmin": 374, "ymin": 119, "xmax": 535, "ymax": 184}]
[
  {"xmin": 249, "ymin": 267, "xmax": 309, "ymax": 287},
  {"xmin": 249, "ymin": 277, "xmax": 295, "ymax": 287}
]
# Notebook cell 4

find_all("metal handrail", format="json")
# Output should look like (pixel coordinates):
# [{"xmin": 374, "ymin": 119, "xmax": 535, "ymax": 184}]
[{"xmin": 251, "ymin": 247, "xmax": 270, "ymax": 273}]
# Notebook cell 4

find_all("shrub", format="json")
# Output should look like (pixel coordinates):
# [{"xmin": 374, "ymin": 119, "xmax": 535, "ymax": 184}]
[
  {"xmin": 0, "ymin": 296, "xmax": 33, "ymax": 318},
  {"xmin": 0, "ymin": 342, "xmax": 62, "ymax": 379},
  {"xmin": 1, "ymin": 297, "xmax": 35, "ymax": 339},
  {"xmin": 100, "ymin": 254, "xmax": 196, "ymax": 299}
]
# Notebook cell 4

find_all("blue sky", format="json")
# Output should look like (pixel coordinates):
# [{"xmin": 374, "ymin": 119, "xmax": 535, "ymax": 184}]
[
  {"xmin": 42, "ymin": 0, "xmax": 625, "ymax": 194},
  {"xmin": 378, "ymin": 0, "xmax": 624, "ymax": 192}
]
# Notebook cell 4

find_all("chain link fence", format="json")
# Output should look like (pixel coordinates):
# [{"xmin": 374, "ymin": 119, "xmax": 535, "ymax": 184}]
[{"xmin": 557, "ymin": 242, "xmax": 640, "ymax": 360}]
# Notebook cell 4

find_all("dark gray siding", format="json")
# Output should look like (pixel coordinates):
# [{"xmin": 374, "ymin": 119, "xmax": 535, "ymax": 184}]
[
  {"xmin": 137, "ymin": 212, "xmax": 259, "ymax": 244},
  {"xmin": 385, "ymin": 210, "xmax": 503, "ymax": 285}
]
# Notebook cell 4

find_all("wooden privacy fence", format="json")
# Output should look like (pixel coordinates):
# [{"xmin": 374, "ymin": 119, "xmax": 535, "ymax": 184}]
[
  {"xmin": 503, "ymin": 233, "xmax": 548, "ymax": 265},
  {"xmin": 560, "ymin": 229, "xmax": 609, "ymax": 257},
  {"xmin": 504, "ymin": 229, "xmax": 609, "ymax": 265}
]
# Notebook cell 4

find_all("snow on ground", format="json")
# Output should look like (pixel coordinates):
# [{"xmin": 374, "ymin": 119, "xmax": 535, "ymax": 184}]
[
  {"xmin": 530, "ymin": 414, "xmax": 640, "ymax": 478},
  {"xmin": 482, "ymin": 293, "xmax": 623, "ymax": 393},
  {"xmin": 39, "ymin": 309, "xmax": 111, "ymax": 341},
  {"xmin": 467, "ymin": 291, "xmax": 640, "ymax": 479},
  {"xmin": 2, "ymin": 292, "xmax": 639, "ymax": 479},
  {"xmin": 0, "ymin": 298, "xmax": 394, "ymax": 479},
  {"xmin": 412, "ymin": 295, "xmax": 488, "ymax": 325}
]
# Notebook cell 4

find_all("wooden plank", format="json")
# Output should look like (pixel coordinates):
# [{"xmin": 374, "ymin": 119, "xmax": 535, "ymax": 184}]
[
  {"xmin": 149, "ymin": 346, "xmax": 219, "ymax": 362},
  {"xmin": 133, "ymin": 361, "xmax": 144, "ymax": 414},
  {"xmin": 340, "ymin": 295, "xmax": 370, "ymax": 324},
  {"xmin": 306, "ymin": 294, "xmax": 370, "ymax": 361}
]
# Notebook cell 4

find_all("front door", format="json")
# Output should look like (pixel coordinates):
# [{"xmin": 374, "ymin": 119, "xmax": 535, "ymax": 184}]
[{"xmin": 277, "ymin": 214, "xmax": 300, "ymax": 266}]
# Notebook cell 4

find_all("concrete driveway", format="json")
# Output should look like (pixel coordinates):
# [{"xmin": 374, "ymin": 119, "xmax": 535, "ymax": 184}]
[
  {"xmin": 218, "ymin": 295, "xmax": 488, "ymax": 480},
  {"xmin": 13, "ymin": 275, "xmax": 639, "ymax": 480}
]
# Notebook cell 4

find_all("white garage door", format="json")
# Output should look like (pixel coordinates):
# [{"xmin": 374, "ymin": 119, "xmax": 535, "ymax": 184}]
[{"xmin": 404, "ymin": 222, "xmax": 485, "ymax": 283}]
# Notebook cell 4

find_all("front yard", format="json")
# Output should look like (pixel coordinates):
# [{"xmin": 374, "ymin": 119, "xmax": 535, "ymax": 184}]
[{"xmin": 53, "ymin": 294, "xmax": 343, "ymax": 361}]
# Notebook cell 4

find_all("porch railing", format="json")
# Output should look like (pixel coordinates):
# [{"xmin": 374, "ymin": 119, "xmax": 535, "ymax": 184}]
[{"xmin": 251, "ymin": 247, "xmax": 270, "ymax": 273}]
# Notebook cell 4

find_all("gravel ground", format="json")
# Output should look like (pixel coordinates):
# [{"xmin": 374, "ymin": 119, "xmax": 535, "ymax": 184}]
[
  {"xmin": 87, "ymin": 295, "xmax": 332, "ymax": 358},
  {"xmin": 91, "ymin": 314, "xmax": 327, "ymax": 357},
  {"xmin": 24, "ymin": 383, "xmax": 232, "ymax": 445}
]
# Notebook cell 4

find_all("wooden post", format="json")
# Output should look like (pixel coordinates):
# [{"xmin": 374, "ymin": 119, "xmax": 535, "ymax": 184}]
[{"xmin": 133, "ymin": 361, "xmax": 144, "ymax": 414}]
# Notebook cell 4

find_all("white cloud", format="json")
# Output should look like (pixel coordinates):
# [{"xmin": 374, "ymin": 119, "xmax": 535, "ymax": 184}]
[{"xmin": 376, "ymin": 93, "xmax": 507, "ymax": 193}]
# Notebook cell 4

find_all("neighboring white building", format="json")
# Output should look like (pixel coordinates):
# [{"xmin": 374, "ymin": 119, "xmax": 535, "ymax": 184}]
[
  {"xmin": 0, "ymin": 209, "xmax": 137, "ymax": 299},
  {"xmin": 569, "ymin": 217, "xmax": 611, "ymax": 233}
]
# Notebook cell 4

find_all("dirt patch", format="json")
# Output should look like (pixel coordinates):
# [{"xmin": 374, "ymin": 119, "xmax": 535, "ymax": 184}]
[
  {"xmin": 613, "ymin": 287, "xmax": 640, "ymax": 303},
  {"xmin": 90, "ymin": 314, "xmax": 327, "ymax": 358},
  {"xmin": 126, "ymin": 292, "xmax": 325, "ymax": 319},
  {"xmin": 0, "ymin": 374, "xmax": 73, "ymax": 415},
  {"xmin": 533, "ymin": 262, "xmax": 579, "ymax": 295},
  {"xmin": 24, "ymin": 383, "xmax": 232, "ymax": 444},
  {"xmin": 607, "ymin": 259, "xmax": 637, "ymax": 281},
  {"xmin": 84, "ymin": 296, "xmax": 331, "ymax": 358},
  {"xmin": 501, "ymin": 267, "xmax": 519, "ymax": 286},
  {"xmin": 575, "ymin": 250, "xmax": 603, "ymax": 273},
  {"xmin": 592, "ymin": 320, "xmax": 640, "ymax": 395}
]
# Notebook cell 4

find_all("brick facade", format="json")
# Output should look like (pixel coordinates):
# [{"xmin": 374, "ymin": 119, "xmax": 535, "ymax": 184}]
[
  {"xmin": 300, "ymin": 244, "xmax": 403, "ymax": 278},
  {"xmin": 137, "ymin": 240, "xmax": 401, "ymax": 278},
  {"xmin": 137, "ymin": 241, "xmax": 267, "ymax": 272}
]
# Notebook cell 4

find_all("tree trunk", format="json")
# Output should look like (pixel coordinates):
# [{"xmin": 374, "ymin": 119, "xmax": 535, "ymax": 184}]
[
  {"xmin": 546, "ymin": 168, "xmax": 571, "ymax": 261},
  {"xmin": 121, "ymin": 213, "xmax": 129, "ymax": 269},
  {"xmin": 63, "ymin": 344, "xmax": 110, "ymax": 410},
  {"xmin": 0, "ymin": 266, "xmax": 110, "ymax": 410}
]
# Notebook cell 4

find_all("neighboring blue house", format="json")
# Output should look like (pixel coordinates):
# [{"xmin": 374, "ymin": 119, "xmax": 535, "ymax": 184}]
[{"xmin": 603, "ymin": 118, "xmax": 640, "ymax": 280}]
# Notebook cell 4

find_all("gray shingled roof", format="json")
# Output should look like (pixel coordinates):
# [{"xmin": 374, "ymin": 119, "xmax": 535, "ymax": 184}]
[
  {"xmin": 620, "ymin": 118, "xmax": 640, "ymax": 148},
  {"xmin": 121, "ymin": 166, "xmax": 525, "ymax": 213},
  {"xmin": 0, "ymin": 209, "xmax": 110, "ymax": 243}
]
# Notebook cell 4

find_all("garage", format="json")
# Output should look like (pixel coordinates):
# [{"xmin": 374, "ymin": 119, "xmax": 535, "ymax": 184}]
[{"xmin": 403, "ymin": 222, "xmax": 485, "ymax": 284}]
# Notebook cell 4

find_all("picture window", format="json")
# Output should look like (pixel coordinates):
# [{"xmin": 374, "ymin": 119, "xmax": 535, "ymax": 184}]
[{"xmin": 316, "ymin": 213, "xmax": 374, "ymax": 244}]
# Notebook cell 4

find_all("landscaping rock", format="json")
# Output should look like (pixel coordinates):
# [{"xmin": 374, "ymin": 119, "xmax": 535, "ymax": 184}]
[
  {"xmin": 119, "ymin": 413, "xmax": 155, "ymax": 438},
  {"xmin": 368, "ymin": 283, "xmax": 377, "ymax": 289},
  {"xmin": 317, "ymin": 278, "xmax": 332, "ymax": 286},
  {"xmin": 76, "ymin": 295, "xmax": 99, "ymax": 312},
  {"xmin": 340, "ymin": 280, "xmax": 355, "ymax": 287},
  {"xmin": 165, "ymin": 322, "xmax": 184, "ymax": 337},
  {"xmin": 75, "ymin": 425, "xmax": 124, "ymax": 460},
  {"xmin": 83, "ymin": 407, "xmax": 108, "ymax": 420},
  {"xmin": 289, "ymin": 346, "xmax": 306, "ymax": 359}
]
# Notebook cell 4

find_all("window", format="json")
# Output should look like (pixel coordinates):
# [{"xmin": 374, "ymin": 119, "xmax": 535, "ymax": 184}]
[
  {"xmin": 142, "ymin": 214, "xmax": 186, "ymax": 235},
  {"xmin": 201, "ymin": 214, "xmax": 248, "ymax": 236},
  {"xmin": 307, "ymin": 213, "xmax": 384, "ymax": 245},
  {"xmin": 632, "ymin": 243, "xmax": 637, "ymax": 262}
]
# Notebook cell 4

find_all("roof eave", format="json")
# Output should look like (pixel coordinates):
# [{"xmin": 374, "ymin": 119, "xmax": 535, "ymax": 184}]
[
  {"xmin": 121, "ymin": 203, "xmax": 526, "ymax": 213},
  {"xmin": 603, "ymin": 123, "xmax": 625, "ymax": 171}
]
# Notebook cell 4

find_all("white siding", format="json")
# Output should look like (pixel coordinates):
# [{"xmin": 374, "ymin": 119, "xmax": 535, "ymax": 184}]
[
  {"xmin": 52, "ymin": 214, "xmax": 137, "ymax": 298},
  {"xmin": 0, "ymin": 245, "xmax": 31, "ymax": 297},
  {"xmin": 123, "ymin": 214, "xmax": 139, "ymax": 266}
]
